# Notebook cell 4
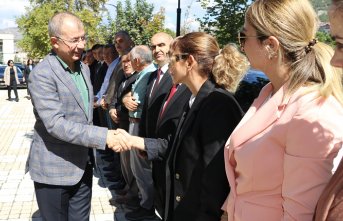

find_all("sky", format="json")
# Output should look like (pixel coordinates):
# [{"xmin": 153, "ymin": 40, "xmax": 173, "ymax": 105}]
[{"xmin": 0, "ymin": 0, "xmax": 206, "ymax": 32}]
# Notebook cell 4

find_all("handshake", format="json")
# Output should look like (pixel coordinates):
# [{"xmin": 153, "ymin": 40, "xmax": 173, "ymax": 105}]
[{"xmin": 106, "ymin": 129, "xmax": 134, "ymax": 152}]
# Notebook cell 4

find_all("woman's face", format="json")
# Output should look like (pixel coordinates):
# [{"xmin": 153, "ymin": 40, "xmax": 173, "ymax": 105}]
[
  {"xmin": 240, "ymin": 20, "xmax": 267, "ymax": 71},
  {"xmin": 9, "ymin": 61, "xmax": 14, "ymax": 67},
  {"xmin": 329, "ymin": 7, "xmax": 343, "ymax": 68},
  {"xmin": 168, "ymin": 48, "xmax": 189, "ymax": 84}
]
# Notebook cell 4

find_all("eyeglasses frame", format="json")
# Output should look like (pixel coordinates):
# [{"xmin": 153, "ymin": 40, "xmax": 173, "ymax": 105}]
[
  {"xmin": 237, "ymin": 31, "xmax": 267, "ymax": 50},
  {"xmin": 55, "ymin": 35, "xmax": 87, "ymax": 48}
]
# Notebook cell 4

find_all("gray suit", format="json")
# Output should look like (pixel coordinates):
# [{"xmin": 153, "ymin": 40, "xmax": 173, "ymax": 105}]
[{"xmin": 26, "ymin": 52, "xmax": 108, "ymax": 186}]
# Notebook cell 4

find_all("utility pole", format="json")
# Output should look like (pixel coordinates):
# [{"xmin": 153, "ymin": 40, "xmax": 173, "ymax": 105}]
[{"xmin": 176, "ymin": 0, "xmax": 181, "ymax": 36}]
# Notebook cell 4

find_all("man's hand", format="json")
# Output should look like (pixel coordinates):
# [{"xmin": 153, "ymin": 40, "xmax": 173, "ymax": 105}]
[
  {"xmin": 93, "ymin": 101, "xmax": 100, "ymax": 108},
  {"xmin": 100, "ymin": 98, "xmax": 108, "ymax": 110},
  {"xmin": 122, "ymin": 92, "xmax": 138, "ymax": 111},
  {"xmin": 106, "ymin": 130, "xmax": 120, "ymax": 149},
  {"xmin": 109, "ymin": 108, "xmax": 120, "ymax": 123},
  {"xmin": 106, "ymin": 129, "xmax": 133, "ymax": 152}
]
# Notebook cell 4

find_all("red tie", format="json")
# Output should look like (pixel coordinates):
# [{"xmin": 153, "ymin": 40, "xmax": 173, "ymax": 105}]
[
  {"xmin": 151, "ymin": 68, "xmax": 161, "ymax": 96},
  {"xmin": 160, "ymin": 84, "xmax": 178, "ymax": 117}
]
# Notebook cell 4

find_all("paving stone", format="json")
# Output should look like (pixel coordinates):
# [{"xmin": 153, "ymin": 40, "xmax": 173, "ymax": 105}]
[{"xmin": 0, "ymin": 89, "xmax": 118, "ymax": 220}]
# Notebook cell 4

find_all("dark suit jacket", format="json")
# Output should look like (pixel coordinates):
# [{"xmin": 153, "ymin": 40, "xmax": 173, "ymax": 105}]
[
  {"xmin": 144, "ymin": 84, "xmax": 192, "ymax": 218},
  {"xmin": 92, "ymin": 61, "xmax": 108, "ymax": 95},
  {"xmin": 314, "ymin": 158, "xmax": 343, "ymax": 221},
  {"xmin": 89, "ymin": 60, "xmax": 98, "ymax": 88},
  {"xmin": 92, "ymin": 62, "xmax": 108, "ymax": 126},
  {"xmin": 24, "ymin": 64, "xmax": 35, "ymax": 81},
  {"xmin": 139, "ymin": 69, "xmax": 173, "ymax": 138},
  {"xmin": 26, "ymin": 52, "xmax": 108, "ymax": 186},
  {"xmin": 105, "ymin": 58, "xmax": 125, "ymax": 105},
  {"xmin": 164, "ymin": 80, "xmax": 243, "ymax": 221},
  {"xmin": 111, "ymin": 72, "xmax": 138, "ymax": 131}
]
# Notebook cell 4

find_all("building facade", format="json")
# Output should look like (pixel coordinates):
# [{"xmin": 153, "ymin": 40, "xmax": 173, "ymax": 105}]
[{"xmin": 0, "ymin": 33, "xmax": 15, "ymax": 64}]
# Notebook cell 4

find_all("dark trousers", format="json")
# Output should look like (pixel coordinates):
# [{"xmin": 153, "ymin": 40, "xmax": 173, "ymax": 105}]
[
  {"xmin": 34, "ymin": 163, "xmax": 93, "ymax": 221},
  {"xmin": 7, "ymin": 80, "xmax": 18, "ymax": 99}
]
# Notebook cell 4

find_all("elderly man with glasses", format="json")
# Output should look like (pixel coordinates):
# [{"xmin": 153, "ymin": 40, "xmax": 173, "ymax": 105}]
[{"xmin": 25, "ymin": 12, "xmax": 118, "ymax": 221}]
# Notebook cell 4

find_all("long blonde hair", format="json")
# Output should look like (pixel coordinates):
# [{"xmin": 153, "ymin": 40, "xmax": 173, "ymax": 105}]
[{"xmin": 246, "ymin": 0, "xmax": 343, "ymax": 105}]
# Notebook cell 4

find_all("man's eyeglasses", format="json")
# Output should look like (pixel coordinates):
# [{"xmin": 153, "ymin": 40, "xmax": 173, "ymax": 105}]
[
  {"xmin": 55, "ymin": 35, "xmax": 87, "ymax": 47},
  {"xmin": 169, "ymin": 53, "xmax": 189, "ymax": 64},
  {"xmin": 238, "ymin": 31, "xmax": 266, "ymax": 50}
]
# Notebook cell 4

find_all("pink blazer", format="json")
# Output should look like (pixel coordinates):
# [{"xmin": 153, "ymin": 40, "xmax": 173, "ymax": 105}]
[{"xmin": 223, "ymin": 83, "xmax": 343, "ymax": 221}]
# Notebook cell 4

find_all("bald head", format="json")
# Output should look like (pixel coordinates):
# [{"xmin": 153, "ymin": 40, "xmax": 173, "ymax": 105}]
[
  {"xmin": 152, "ymin": 32, "xmax": 173, "ymax": 43},
  {"xmin": 48, "ymin": 12, "xmax": 83, "ymax": 37},
  {"xmin": 150, "ymin": 32, "xmax": 173, "ymax": 67}
]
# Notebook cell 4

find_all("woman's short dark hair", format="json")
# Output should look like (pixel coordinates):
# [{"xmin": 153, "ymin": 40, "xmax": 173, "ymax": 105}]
[{"xmin": 7, "ymin": 60, "xmax": 14, "ymax": 66}]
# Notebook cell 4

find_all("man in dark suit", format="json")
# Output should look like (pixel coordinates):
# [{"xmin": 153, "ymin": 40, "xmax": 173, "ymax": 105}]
[
  {"xmin": 25, "ymin": 12, "xmax": 118, "ymax": 221},
  {"xmin": 98, "ymin": 32, "xmax": 135, "ymax": 191},
  {"xmin": 108, "ymin": 54, "xmax": 141, "ymax": 207},
  {"xmin": 119, "ymin": 32, "xmax": 175, "ymax": 220},
  {"xmin": 89, "ymin": 45, "xmax": 108, "ymax": 128},
  {"xmin": 93, "ymin": 44, "xmax": 125, "ymax": 189}
]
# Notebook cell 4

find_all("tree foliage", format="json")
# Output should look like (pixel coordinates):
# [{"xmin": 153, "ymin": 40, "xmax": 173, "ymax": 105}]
[
  {"xmin": 316, "ymin": 31, "xmax": 335, "ymax": 47},
  {"xmin": 105, "ymin": 0, "xmax": 169, "ymax": 45},
  {"xmin": 310, "ymin": 0, "xmax": 330, "ymax": 22},
  {"xmin": 16, "ymin": 0, "xmax": 106, "ymax": 58},
  {"xmin": 17, "ymin": 0, "xmax": 170, "ymax": 57},
  {"xmin": 197, "ymin": 0, "xmax": 250, "ymax": 46}
]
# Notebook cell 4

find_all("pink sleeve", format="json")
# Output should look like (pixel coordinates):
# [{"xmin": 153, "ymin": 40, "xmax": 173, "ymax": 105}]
[{"xmin": 282, "ymin": 100, "xmax": 343, "ymax": 220}]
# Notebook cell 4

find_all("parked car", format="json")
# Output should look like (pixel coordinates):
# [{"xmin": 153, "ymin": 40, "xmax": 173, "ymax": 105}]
[
  {"xmin": 14, "ymin": 62, "xmax": 25, "ymax": 72},
  {"xmin": 235, "ymin": 69, "xmax": 269, "ymax": 112},
  {"xmin": 0, "ymin": 65, "xmax": 26, "ymax": 88}
]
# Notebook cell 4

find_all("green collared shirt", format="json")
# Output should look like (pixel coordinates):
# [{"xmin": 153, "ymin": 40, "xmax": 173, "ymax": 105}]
[{"xmin": 55, "ymin": 55, "xmax": 89, "ymax": 114}]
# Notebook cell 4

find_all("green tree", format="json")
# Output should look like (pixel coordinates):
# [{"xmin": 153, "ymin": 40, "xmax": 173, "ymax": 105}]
[
  {"xmin": 16, "ymin": 0, "xmax": 106, "ymax": 58},
  {"xmin": 106, "ymin": 0, "xmax": 168, "ymax": 45},
  {"xmin": 310, "ymin": 0, "xmax": 330, "ymax": 22},
  {"xmin": 197, "ymin": 0, "xmax": 250, "ymax": 46},
  {"xmin": 316, "ymin": 31, "xmax": 335, "ymax": 47}
]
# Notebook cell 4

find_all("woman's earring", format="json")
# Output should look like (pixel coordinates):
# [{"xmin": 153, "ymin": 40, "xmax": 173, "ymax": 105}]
[{"xmin": 268, "ymin": 51, "xmax": 276, "ymax": 60}]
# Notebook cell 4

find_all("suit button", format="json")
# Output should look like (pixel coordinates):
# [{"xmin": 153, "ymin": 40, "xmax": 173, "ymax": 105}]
[
  {"xmin": 175, "ymin": 173, "xmax": 180, "ymax": 180},
  {"xmin": 176, "ymin": 196, "xmax": 181, "ymax": 202}
]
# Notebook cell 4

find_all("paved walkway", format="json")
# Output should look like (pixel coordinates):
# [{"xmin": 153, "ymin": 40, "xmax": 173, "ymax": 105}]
[{"xmin": 0, "ymin": 88, "xmax": 134, "ymax": 221}]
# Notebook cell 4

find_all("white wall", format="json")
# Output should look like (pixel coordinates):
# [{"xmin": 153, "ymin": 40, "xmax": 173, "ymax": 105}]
[{"xmin": 0, "ymin": 33, "xmax": 15, "ymax": 64}]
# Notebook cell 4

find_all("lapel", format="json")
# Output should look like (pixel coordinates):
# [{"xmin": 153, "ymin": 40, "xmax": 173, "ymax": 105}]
[
  {"xmin": 164, "ymin": 80, "xmax": 215, "ymax": 218},
  {"xmin": 47, "ymin": 53, "xmax": 89, "ymax": 119},
  {"xmin": 156, "ymin": 84, "xmax": 188, "ymax": 128},
  {"xmin": 148, "ymin": 70, "xmax": 172, "ymax": 107},
  {"xmin": 228, "ymin": 83, "xmax": 290, "ymax": 151},
  {"xmin": 80, "ymin": 63, "xmax": 92, "ymax": 121},
  {"xmin": 108, "ymin": 58, "xmax": 122, "ymax": 85},
  {"xmin": 174, "ymin": 80, "xmax": 215, "ymax": 155}
]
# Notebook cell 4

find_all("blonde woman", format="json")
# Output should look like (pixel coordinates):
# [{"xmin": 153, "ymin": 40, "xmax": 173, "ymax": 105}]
[
  {"xmin": 222, "ymin": 0, "xmax": 343, "ymax": 220},
  {"xmin": 4, "ymin": 60, "xmax": 20, "ymax": 102}
]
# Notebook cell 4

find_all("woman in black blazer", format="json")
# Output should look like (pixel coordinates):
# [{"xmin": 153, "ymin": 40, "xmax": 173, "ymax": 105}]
[{"xmin": 113, "ymin": 32, "xmax": 248, "ymax": 221}]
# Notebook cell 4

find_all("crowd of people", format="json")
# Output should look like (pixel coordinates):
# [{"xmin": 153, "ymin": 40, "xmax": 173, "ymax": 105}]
[{"xmin": 23, "ymin": 0, "xmax": 343, "ymax": 220}]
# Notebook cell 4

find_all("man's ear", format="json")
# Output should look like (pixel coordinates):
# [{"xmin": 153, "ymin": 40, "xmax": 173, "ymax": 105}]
[{"xmin": 51, "ymin": 37, "xmax": 59, "ymax": 49}]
